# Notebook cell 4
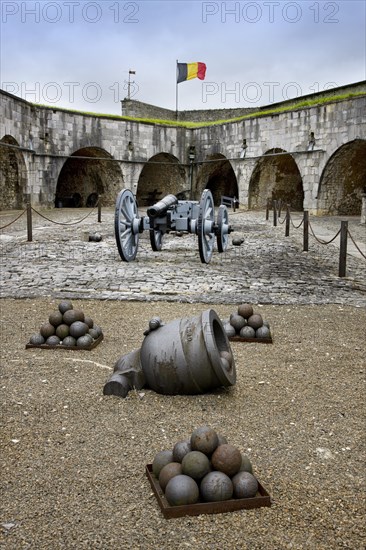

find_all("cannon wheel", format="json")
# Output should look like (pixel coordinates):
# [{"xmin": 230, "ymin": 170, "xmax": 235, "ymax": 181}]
[
  {"xmin": 197, "ymin": 189, "xmax": 215, "ymax": 263},
  {"xmin": 115, "ymin": 189, "xmax": 140, "ymax": 262},
  {"xmin": 216, "ymin": 205, "xmax": 229, "ymax": 253},
  {"xmin": 149, "ymin": 229, "xmax": 163, "ymax": 251}
]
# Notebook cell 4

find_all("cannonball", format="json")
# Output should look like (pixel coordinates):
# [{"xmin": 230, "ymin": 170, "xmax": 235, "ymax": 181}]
[
  {"xmin": 63, "ymin": 309, "xmax": 85, "ymax": 325},
  {"xmin": 46, "ymin": 335, "xmax": 61, "ymax": 346},
  {"xmin": 224, "ymin": 322, "xmax": 236, "ymax": 338},
  {"xmin": 232, "ymin": 471, "xmax": 258, "ymax": 499},
  {"xmin": 239, "ymin": 455, "xmax": 253, "ymax": 474},
  {"xmin": 88, "ymin": 328, "xmax": 99, "ymax": 340},
  {"xmin": 217, "ymin": 434, "xmax": 228, "ymax": 446},
  {"xmin": 211, "ymin": 444, "xmax": 242, "ymax": 476},
  {"xmin": 158, "ymin": 462, "xmax": 182, "ymax": 492},
  {"xmin": 200, "ymin": 471, "xmax": 233, "ymax": 502},
  {"xmin": 149, "ymin": 317, "xmax": 162, "ymax": 331},
  {"xmin": 92, "ymin": 325, "xmax": 103, "ymax": 337},
  {"xmin": 220, "ymin": 350, "xmax": 232, "ymax": 364},
  {"xmin": 56, "ymin": 324, "xmax": 70, "ymax": 340},
  {"xmin": 239, "ymin": 326, "xmax": 255, "ymax": 339},
  {"xmin": 221, "ymin": 357, "xmax": 231, "ymax": 372},
  {"xmin": 29, "ymin": 333, "xmax": 45, "ymax": 345},
  {"xmin": 49, "ymin": 310, "xmax": 63, "ymax": 327},
  {"xmin": 58, "ymin": 300, "xmax": 73, "ymax": 314},
  {"xmin": 182, "ymin": 451, "xmax": 211, "ymax": 480},
  {"xmin": 40, "ymin": 322, "xmax": 55, "ymax": 339},
  {"xmin": 69, "ymin": 321, "xmax": 89, "ymax": 338},
  {"xmin": 76, "ymin": 334, "xmax": 93, "ymax": 349},
  {"xmin": 247, "ymin": 314, "xmax": 263, "ymax": 329},
  {"xmin": 262, "ymin": 320, "xmax": 270, "ymax": 328},
  {"xmin": 165, "ymin": 475, "xmax": 199, "ymax": 506},
  {"xmin": 173, "ymin": 440, "xmax": 192, "ymax": 463},
  {"xmin": 229, "ymin": 314, "xmax": 246, "ymax": 332},
  {"xmin": 256, "ymin": 326, "xmax": 271, "ymax": 339},
  {"xmin": 152, "ymin": 450, "xmax": 174, "ymax": 478},
  {"xmin": 238, "ymin": 303, "xmax": 253, "ymax": 319},
  {"xmin": 84, "ymin": 316, "xmax": 94, "ymax": 328},
  {"xmin": 191, "ymin": 425, "xmax": 219, "ymax": 455},
  {"xmin": 62, "ymin": 336, "xmax": 77, "ymax": 347}
]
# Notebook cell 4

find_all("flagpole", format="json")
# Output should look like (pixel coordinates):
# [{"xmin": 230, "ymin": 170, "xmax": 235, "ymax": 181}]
[{"xmin": 175, "ymin": 59, "xmax": 178, "ymax": 120}]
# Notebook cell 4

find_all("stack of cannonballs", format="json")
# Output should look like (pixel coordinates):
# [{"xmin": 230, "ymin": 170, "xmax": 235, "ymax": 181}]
[
  {"xmin": 223, "ymin": 303, "xmax": 271, "ymax": 340},
  {"xmin": 151, "ymin": 425, "xmax": 259, "ymax": 506},
  {"xmin": 27, "ymin": 300, "xmax": 103, "ymax": 349}
]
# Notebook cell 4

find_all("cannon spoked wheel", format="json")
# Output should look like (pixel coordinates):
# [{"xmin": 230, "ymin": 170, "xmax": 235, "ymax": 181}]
[
  {"xmin": 197, "ymin": 189, "xmax": 215, "ymax": 264},
  {"xmin": 149, "ymin": 229, "xmax": 163, "ymax": 251},
  {"xmin": 216, "ymin": 205, "xmax": 230, "ymax": 253},
  {"xmin": 115, "ymin": 189, "xmax": 140, "ymax": 262}
]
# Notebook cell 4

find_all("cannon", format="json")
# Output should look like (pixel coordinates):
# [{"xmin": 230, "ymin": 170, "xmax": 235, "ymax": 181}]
[{"xmin": 114, "ymin": 188, "xmax": 234, "ymax": 264}]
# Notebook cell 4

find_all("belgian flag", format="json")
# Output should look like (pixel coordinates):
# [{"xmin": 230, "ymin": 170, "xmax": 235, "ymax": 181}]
[{"xmin": 177, "ymin": 62, "xmax": 206, "ymax": 84}]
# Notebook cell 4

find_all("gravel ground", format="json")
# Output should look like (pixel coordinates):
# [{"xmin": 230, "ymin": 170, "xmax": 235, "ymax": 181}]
[{"xmin": 1, "ymin": 298, "xmax": 365, "ymax": 549}]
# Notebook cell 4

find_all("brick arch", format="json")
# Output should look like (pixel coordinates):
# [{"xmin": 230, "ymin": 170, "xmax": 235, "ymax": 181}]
[
  {"xmin": 136, "ymin": 152, "xmax": 187, "ymax": 206},
  {"xmin": 248, "ymin": 148, "xmax": 304, "ymax": 210},
  {"xmin": 0, "ymin": 135, "xmax": 28, "ymax": 209},
  {"xmin": 195, "ymin": 154, "xmax": 238, "ymax": 205},
  {"xmin": 318, "ymin": 139, "xmax": 366, "ymax": 215},
  {"xmin": 55, "ymin": 147, "xmax": 123, "ymax": 207}
]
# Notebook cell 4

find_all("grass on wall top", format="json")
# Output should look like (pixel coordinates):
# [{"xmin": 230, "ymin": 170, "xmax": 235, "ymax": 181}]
[{"xmin": 31, "ymin": 91, "xmax": 366, "ymax": 128}]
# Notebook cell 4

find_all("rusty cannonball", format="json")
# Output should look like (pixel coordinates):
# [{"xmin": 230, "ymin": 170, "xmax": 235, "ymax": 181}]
[
  {"xmin": 40, "ymin": 322, "xmax": 55, "ymax": 339},
  {"xmin": 239, "ymin": 326, "xmax": 255, "ymax": 339},
  {"xmin": 247, "ymin": 314, "xmax": 263, "ymax": 330},
  {"xmin": 182, "ymin": 451, "xmax": 211, "ymax": 479},
  {"xmin": 69, "ymin": 321, "xmax": 89, "ymax": 338},
  {"xmin": 63, "ymin": 309, "xmax": 85, "ymax": 326},
  {"xmin": 256, "ymin": 326, "xmax": 271, "ymax": 339},
  {"xmin": 58, "ymin": 300, "xmax": 73, "ymax": 314},
  {"xmin": 29, "ymin": 333, "xmax": 45, "ymax": 345},
  {"xmin": 239, "ymin": 455, "xmax": 253, "ymax": 474},
  {"xmin": 191, "ymin": 425, "xmax": 219, "ymax": 455},
  {"xmin": 49, "ymin": 310, "xmax": 63, "ymax": 327},
  {"xmin": 173, "ymin": 439, "xmax": 192, "ymax": 463},
  {"xmin": 46, "ymin": 335, "xmax": 61, "ymax": 346},
  {"xmin": 159, "ymin": 462, "xmax": 182, "ymax": 492},
  {"xmin": 62, "ymin": 336, "xmax": 76, "ymax": 347},
  {"xmin": 211, "ymin": 444, "xmax": 242, "ymax": 477},
  {"xmin": 76, "ymin": 334, "xmax": 93, "ymax": 348},
  {"xmin": 152, "ymin": 450, "xmax": 174, "ymax": 477},
  {"xmin": 229, "ymin": 314, "xmax": 246, "ymax": 332},
  {"xmin": 56, "ymin": 324, "xmax": 70, "ymax": 340},
  {"xmin": 200, "ymin": 471, "xmax": 233, "ymax": 502},
  {"xmin": 238, "ymin": 303, "xmax": 253, "ymax": 319},
  {"xmin": 232, "ymin": 471, "xmax": 258, "ymax": 498},
  {"xmin": 224, "ymin": 322, "xmax": 236, "ymax": 338},
  {"xmin": 84, "ymin": 316, "xmax": 94, "ymax": 328},
  {"xmin": 165, "ymin": 475, "xmax": 199, "ymax": 506}
]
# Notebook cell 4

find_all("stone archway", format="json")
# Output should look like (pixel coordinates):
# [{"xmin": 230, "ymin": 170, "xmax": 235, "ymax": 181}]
[
  {"xmin": 0, "ymin": 135, "xmax": 27, "ymax": 209},
  {"xmin": 55, "ymin": 147, "xmax": 123, "ymax": 207},
  {"xmin": 196, "ymin": 154, "xmax": 238, "ymax": 205},
  {"xmin": 136, "ymin": 153, "xmax": 187, "ymax": 206},
  {"xmin": 318, "ymin": 139, "xmax": 366, "ymax": 215},
  {"xmin": 248, "ymin": 148, "xmax": 304, "ymax": 210}
]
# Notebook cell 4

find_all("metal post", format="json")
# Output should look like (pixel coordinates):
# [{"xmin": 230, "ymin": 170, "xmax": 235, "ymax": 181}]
[
  {"xmin": 26, "ymin": 194, "xmax": 32, "ymax": 242},
  {"xmin": 285, "ymin": 205, "xmax": 290, "ymax": 237},
  {"xmin": 265, "ymin": 198, "xmax": 270, "ymax": 221},
  {"xmin": 278, "ymin": 199, "xmax": 282, "ymax": 218},
  {"xmin": 303, "ymin": 211, "xmax": 309, "ymax": 252},
  {"xmin": 97, "ymin": 196, "xmax": 102, "ymax": 223},
  {"xmin": 273, "ymin": 200, "xmax": 277, "ymax": 227},
  {"xmin": 338, "ymin": 220, "xmax": 348, "ymax": 277}
]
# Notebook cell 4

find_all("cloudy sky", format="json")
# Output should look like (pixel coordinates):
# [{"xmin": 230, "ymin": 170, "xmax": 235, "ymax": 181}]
[{"xmin": 1, "ymin": 0, "xmax": 365, "ymax": 114}]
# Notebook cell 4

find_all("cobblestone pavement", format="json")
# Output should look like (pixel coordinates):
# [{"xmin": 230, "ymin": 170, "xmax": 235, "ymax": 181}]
[{"xmin": 1, "ymin": 206, "xmax": 365, "ymax": 307}]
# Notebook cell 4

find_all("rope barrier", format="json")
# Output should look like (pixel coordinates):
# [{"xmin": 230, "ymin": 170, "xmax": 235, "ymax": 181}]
[
  {"xmin": 308, "ymin": 220, "xmax": 341, "ymax": 245},
  {"xmin": 31, "ymin": 205, "xmax": 98, "ymax": 226},
  {"xmin": 347, "ymin": 229, "xmax": 366, "ymax": 259},
  {"xmin": 0, "ymin": 209, "xmax": 26, "ymax": 229}
]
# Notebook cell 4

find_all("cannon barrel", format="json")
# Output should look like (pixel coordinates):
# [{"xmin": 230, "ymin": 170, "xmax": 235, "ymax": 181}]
[{"xmin": 147, "ymin": 194, "xmax": 178, "ymax": 218}]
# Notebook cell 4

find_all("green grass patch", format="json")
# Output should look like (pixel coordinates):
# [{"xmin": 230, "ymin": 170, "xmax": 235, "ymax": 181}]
[{"xmin": 31, "ymin": 91, "xmax": 366, "ymax": 128}]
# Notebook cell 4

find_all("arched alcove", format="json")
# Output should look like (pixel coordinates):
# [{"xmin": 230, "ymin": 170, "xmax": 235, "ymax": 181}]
[
  {"xmin": 0, "ymin": 135, "xmax": 27, "ymax": 209},
  {"xmin": 196, "ymin": 154, "xmax": 238, "ymax": 205},
  {"xmin": 318, "ymin": 139, "xmax": 366, "ymax": 214},
  {"xmin": 136, "ymin": 153, "xmax": 187, "ymax": 206},
  {"xmin": 55, "ymin": 147, "xmax": 123, "ymax": 207},
  {"xmin": 248, "ymin": 148, "xmax": 304, "ymax": 210}
]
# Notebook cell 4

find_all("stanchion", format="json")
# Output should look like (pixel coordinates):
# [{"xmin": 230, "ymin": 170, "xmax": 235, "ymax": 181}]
[
  {"xmin": 98, "ymin": 197, "xmax": 102, "ymax": 223},
  {"xmin": 273, "ymin": 200, "xmax": 277, "ymax": 227},
  {"xmin": 278, "ymin": 199, "xmax": 282, "ymax": 218},
  {"xmin": 285, "ymin": 205, "xmax": 290, "ymax": 237},
  {"xmin": 338, "ymin": 220, "xmax": 348, "ymax": 277},
  {"xmin": 26, "ymin": 195, "xmax": 33, "ymax": 242},
  {"xmin": 265, "ymin": 198, "xmax": 270, "ymax": 221},
  {"xmin": 303, "ymin": 211, "xmax": 309, "ymax": 252}
]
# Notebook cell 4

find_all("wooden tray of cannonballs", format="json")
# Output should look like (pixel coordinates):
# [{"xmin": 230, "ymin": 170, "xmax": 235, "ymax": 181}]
[
  {"xmin": 26, "ymin": 334, "xmax": 103, "ymax": 351},
  {"xmin": 146, "ymin": 464, "xmax": 271, "ymax": 519},
  {"xmin": 229, "ymin": 335, "xmax": 273, "ymax": 344}
]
